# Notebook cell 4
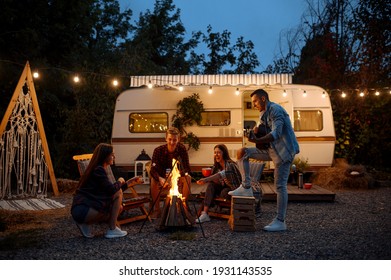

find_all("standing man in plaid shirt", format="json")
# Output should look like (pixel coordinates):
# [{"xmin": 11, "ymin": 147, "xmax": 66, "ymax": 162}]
[{"xmin": 149, "ymin": 127, "xmax": 191, "ymax": 219}]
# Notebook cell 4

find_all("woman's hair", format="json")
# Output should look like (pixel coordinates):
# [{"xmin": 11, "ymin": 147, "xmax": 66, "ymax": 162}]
[
  {"xmin": 213, "ymin": 144, "xmax": 233, "ymax": 169},
  {"xmin": 77, "ymin": 143, "xmax": 113, "ymax": 189}
]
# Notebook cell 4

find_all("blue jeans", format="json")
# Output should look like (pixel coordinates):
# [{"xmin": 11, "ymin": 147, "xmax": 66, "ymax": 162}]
[{"xmin": 240, "ymin": 147, "xmax": 291, "ymax": 222}]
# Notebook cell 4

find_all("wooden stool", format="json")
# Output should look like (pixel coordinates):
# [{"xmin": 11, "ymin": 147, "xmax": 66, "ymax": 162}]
[{"xmin": 228, "ymin": 196, "xmax": 256, "ymax": 232}]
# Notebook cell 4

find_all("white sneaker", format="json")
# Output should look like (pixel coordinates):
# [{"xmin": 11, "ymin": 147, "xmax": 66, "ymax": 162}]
[
  {"xmin": 228, "ymin": 185, "xmax": 253, "ymax": 197},
  {"xmin": 105, "ymin": 226, "xmax": 128, "ymax": 238},
  {"xmin": 263, "ymin": 219, "xmax": 287, "ymax": 232},
  {"xmin": 76, "ymin": 223, "xmax": 94, "ymax": 238},
  {"xmin": 195, "ymin": 211, "xmax": 211, "ymax": 223}
]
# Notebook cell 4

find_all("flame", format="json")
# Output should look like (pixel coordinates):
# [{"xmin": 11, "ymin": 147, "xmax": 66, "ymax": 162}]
[{"xmin": 169, "ymin": 158, "xmax": 182, "ymax": 199}]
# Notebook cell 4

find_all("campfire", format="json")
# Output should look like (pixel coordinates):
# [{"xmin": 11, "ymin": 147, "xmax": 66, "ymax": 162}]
[{"xmin": 157, "ymin": 159, "xmax": 195, "ymax": 230}]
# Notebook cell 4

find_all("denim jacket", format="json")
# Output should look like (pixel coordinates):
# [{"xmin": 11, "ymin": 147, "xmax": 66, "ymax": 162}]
[{"xmin": 261, "ymin": 101, "xmax": 300, "ymax": 164}]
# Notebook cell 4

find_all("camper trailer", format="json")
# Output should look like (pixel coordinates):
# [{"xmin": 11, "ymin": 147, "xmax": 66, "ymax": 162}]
[{"xmin": 111, "ymin": 74, "xmax": 335, "ymax": 173}]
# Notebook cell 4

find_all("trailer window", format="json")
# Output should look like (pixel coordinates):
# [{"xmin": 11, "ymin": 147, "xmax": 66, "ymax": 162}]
[
  {"xmin": 294, "ymin": 110, "xmax": 323, "ymax": 131},
  {"xmin": 129, "ymin": 113, "xmax": 168, "ymax": 133},
  {"xmin": 200, "ymin": 111, "xmax": 231, "ymax": 126}
]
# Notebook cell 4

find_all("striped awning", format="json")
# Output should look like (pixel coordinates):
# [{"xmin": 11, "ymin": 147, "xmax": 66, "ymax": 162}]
[{"xmin": 129, "ymin": 74, "xmax": 293, "ymax": 87}]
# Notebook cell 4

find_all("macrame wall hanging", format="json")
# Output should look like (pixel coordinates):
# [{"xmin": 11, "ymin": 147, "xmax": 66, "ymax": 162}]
[{"xmin": 0, "ymin": 61, "xmax": 59, "ymax": 199}]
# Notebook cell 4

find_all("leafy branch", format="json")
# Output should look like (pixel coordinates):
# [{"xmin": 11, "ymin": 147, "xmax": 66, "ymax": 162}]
[{"xmin": 171, "ymin": 93, "xmax": 204, "ymax": 151}]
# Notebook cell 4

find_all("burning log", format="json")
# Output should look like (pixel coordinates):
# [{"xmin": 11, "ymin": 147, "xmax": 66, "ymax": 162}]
[
  {"xmin": 157, "ymin": 158, "xmax": 195, "ymax": 231},
  {"xmin": 158, "ymin": 195, "xmax": 195, "ymax": 230}
]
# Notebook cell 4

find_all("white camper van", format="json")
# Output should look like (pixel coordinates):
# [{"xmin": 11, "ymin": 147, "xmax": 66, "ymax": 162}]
[{"xmin": 111, "ymin": 74, "xmax": 335, "ymax": 173}]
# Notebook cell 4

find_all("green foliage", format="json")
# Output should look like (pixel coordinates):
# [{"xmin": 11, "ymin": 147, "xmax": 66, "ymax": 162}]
[
  {"xmin": 183, "ymin": 132, "xmax": 201, "ymax": 151},
  {"xmin": 233, "ymin": 36, "xmax": 260, "ymax": 73},
  {"xmin": 290, "ymin": 0, "xmax": 391, "ymax": 169},
  {"xmin": 190, "ymin": 24, "xmax": 259, "ymax": 74},
  {"xmin": 172, "ymin": 93, "xmax": 204, "ymax": 151},
  {"xmin": 168, "ymin": 231, "xmax": 196, "ymax": 241},
  {"xmin": 123, "ymin": 0, "xmax": 197, "ymax": 75},
  {"xmin": 330, "ymin": 90, "xmax": 388, "ymax": 166},
  {"xmin": 333, "ymin": 114, "xmax": 367, "ymax": 161},
  {"xmin": 292, "ymin": 157, "xmax": 310, "ymax": 173},
  {"xmin": 174, "ymin": 93, "xmax": 204, "ymax": 126}
]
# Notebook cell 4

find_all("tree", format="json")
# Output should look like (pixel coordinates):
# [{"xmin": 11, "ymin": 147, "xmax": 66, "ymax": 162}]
[
  {"xmin": 122, "ymin": 0, "xmax": 199, "ymax": 75},
  {"xmin": 200, "ymin": 25, "xmax": 236, "ymax": 74},
  {"xmin": 276, "ymin": 0, "xmax": 391, "ymax": 168},
  {"xmin": 0, "ymin": 0, "xmax": 262, "ymax": 179},
  {"xmin": 233, "ymin": 36, "xmax": 260, "ymax": 74},
  {"xmin": 0, "ymin": 0, "xmax": 133, "ymax": 178},
  {"xmin": 189, "ymin": 25, "xmax": 260, "ymax": 74},
  {"xmin": 350, "ymin": 0, "xmax": 390, "ymax": 88}
]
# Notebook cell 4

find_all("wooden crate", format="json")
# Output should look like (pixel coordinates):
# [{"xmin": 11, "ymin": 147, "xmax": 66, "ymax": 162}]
[{"xmin": 229, "ymin": 196, "xmax": 256, "ymax": 232}]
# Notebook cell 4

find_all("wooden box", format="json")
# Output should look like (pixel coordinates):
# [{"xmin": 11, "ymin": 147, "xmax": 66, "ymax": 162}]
[{"xmin": 228, "ymin": 196, "xmax": 256, "ymax": 232}]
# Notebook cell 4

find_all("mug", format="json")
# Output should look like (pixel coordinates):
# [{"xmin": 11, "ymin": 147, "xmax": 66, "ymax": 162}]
[{"xmin": 202, "ymin": 167, "xmax": 212, "ymax": 177}]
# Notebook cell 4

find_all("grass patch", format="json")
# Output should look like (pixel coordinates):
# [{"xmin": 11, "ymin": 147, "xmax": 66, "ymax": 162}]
[{"xmin": 168, "ymin": 230, "xmax": 197, "ymax": 241}]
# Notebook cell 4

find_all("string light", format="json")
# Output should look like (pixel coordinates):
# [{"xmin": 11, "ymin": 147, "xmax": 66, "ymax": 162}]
[
  {"xmin": 2, "ymin": 61, "xmax": 391, "ymax": 93},
  {"xmin": 235, "ymin": 88, "xmax": 240, "ymax": 95},
  {"xmin": 322, "ymin": 91, "xmax": 326, "ymax": 98},
  {"xmin": 178, "ymin": 84, "xmax": 184, "ymax": 92},
  {"xmin": 282, "ymin": 90, "xmax": 287, "ymax": 97}
]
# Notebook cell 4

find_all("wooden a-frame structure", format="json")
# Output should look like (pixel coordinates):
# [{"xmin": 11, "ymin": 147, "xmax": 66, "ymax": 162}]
[{"xmin": 0, "ymin": 61, "xmax": 59, "ymax": 196}]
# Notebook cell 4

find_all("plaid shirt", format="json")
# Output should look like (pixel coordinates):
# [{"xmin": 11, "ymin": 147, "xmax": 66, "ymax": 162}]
[
  {"xmin": 213, "ymin": 160, "xmax": 242, "ymax": 190},
  {"xmin": 150, "ymin": 143, "xmax": 191, "ymax": 181}
]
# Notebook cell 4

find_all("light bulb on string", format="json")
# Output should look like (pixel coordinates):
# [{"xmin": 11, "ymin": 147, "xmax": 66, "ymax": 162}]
[
  {"xmin": 359, "ymin": 91, "xmax": 365, "ymax": 97},
  {"xmin": 341, "ymin": 92, "xmax": 346, "ymax": 98},
  {"xmin": 282, "ymin": 90, "xmax": 287, "ymax": 97},
  {"xmin": 148, "ymin": 80, "xmax": 153, "ymax": 89},
  {"xmin": 73, "ymin": 75, "xmax": 80, "ymax": 83},
  {"xmin": 178, "ymin": 84, "xmax": 184, "ymax": 92},
  {"xmin": 235, "ymin": 88, "xmax": 240, "ymax": 95},
  {"xmin": 208, "ymin": 86, "xmax": 213, "ymax": 94},
  {"xmin": 375, "ymin": 91, "xmax": 380, "ymax": 96},
  {"xmin": 33, "ymin": 71, "xmax": 39, "ymax": 78},
  {"xmin": 322, "ymin": 91, "xmax": 326, "ymax": 98},
  {"xmin": 112, "ymin": 79, "xmax": 119, "ymax": 87},
  {"xmin": 302, "ymin": 90, "xmax": 307, "ymax": 97}
]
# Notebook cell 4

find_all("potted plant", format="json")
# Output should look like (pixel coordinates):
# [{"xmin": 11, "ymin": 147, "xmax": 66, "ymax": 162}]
[
  {"xmin": 171, "ymin": 93, "xmax": 204, "ymax": 151},
  {"xmin": 291, "ymin": 157, "xmax": 310, "ymax": 187}
]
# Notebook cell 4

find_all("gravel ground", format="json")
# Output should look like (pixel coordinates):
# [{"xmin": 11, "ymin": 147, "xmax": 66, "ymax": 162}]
[{"xmin": 1, "ymin": 186, "xmax": 390, "ymax": 260}]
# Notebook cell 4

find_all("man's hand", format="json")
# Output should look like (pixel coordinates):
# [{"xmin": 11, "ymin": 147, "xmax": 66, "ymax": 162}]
[{"xmin": 247, "ymin": 130, "xmax": 258, "ymax": 143}]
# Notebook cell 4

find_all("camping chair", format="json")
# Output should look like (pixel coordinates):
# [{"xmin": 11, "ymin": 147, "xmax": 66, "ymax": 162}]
[
  {"xmin": 73, "ymin": 154, "xmax": 151, "ymax": 225},
  {"xmin": 197, "ymin": 160, "xmax": 265, "ymax": 219}
]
